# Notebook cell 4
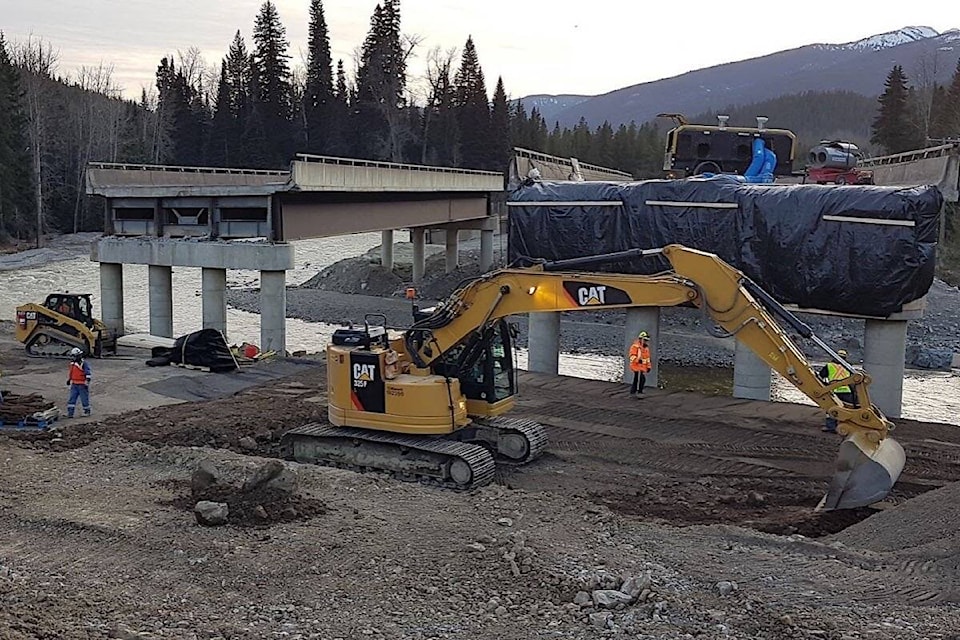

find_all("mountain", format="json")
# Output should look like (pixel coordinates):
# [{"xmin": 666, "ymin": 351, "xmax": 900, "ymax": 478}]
[
  {"xmin": 527, "ymin": 27, "xmax": 960, "ymax": 129},
  {"xmin": 511, "ymin": 94, "xmax": 591, "ymax": 124}
]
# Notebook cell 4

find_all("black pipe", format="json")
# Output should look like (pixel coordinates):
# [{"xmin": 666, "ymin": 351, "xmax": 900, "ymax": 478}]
[{"xmin": 541, "ymin": 248, "xmax": 657, "ymax": 272}]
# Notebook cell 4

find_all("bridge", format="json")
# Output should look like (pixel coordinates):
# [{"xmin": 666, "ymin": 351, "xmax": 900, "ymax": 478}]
[{"xmin": 863, "ymin": 142, "xmax": 960, "ymax": 202}]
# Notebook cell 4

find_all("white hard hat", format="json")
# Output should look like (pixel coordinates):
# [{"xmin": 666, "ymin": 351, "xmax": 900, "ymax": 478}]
[{"xmin": 69, "ymin": 347, "xmax": 83, "ymax": 357}]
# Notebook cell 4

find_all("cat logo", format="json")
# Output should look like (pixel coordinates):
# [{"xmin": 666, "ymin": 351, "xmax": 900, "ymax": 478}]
[
  {"xmin": 353, "ymin": 363, "xmax": 377, "ymax": 388},
  {"xmin": 577, "ymin": 285, "xmax": 607, "ymax": 306}
]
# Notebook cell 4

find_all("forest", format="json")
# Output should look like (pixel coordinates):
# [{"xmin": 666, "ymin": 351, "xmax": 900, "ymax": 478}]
[{"xmin": 2, "ymin": 1, "xmax": 960, "ymax": 242}]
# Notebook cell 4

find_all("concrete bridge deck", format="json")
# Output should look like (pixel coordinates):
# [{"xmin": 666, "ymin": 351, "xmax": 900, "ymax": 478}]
[{"xmin": 862, "ymin": 142, "xmax": 960, "ymax": 202}]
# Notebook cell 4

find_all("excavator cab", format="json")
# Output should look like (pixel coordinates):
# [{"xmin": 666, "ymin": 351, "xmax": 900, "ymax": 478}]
[{"xmin": 432, "ymin": 319, "xmax": 518, "ymax": 416}]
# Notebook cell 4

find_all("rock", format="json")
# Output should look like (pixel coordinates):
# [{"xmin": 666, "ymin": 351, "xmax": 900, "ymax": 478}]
[
  {"xmin": 746, "ymin": 491, "xmax": 766, "ymax": 506},
  {"xmin": 588, "ymin": 612, "xmax": 612, "ymax": 629},
  {"xmin": 715, "ymin": 580, "xmax": 738, "ymax": 596},
  {"xmin": 253, "ymin": 505, "xmax": 269, "ymax": 520},
  {"xmin": 264, "ymin": 468, "xmax": 299, "ymax": 495},
  {"xmin": 494, "ymin": 605, "xmax": 507, "ymax": 616},
  {"xmin": 111, "ymin": 626, "xmax": 151, "ymax": 640},
  {"xmin": 573, "ymin": 591, "xmax": 592, "ymax": 607},
  {"xmin": 238, "ymin": 436, "xmax": 258, "ymax": 451},
  {"xmin": 466, "ymin": 542, "xmax": 486, "ymax": 552},
  {"xmin": 191, "ymin": 459, "xmax": 219, "ymax": 495},
  {"xmin": 194, "ymin": 500, "xmax": 229, "ymax": 526},
  {"xmin": 619, "ymin": 572, "xmax": 652, "ymax": 599},
  {"xmin": 592, "ymin": 590, "xmax": 633, "ymax": 608},
  {"xmin": 496, "ymin": 517, "xmax": 513, "ymax": 527},
  {"xmin": 907, "ymin": 346, "xmax": 954, "ymax": 370},
  {"xmin": 242, "ymin": 460, "xmax": 285, "ymax": 492}
]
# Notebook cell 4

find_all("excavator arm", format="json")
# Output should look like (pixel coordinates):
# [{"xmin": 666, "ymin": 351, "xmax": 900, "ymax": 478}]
[{"xmin": 406, "ymin": 244, "xmax": 905, "ymax": 509}]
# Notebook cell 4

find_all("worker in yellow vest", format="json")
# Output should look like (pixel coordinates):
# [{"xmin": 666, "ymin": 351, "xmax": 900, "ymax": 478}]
[{"xmin": 818, "ymin": 349, "xmax": 855, "ymax": 433}]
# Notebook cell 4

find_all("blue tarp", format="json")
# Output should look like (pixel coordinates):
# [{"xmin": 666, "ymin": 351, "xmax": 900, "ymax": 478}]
[{"xmin": 508, "ymin": 177, "xmax": 941, "ymax": 316}]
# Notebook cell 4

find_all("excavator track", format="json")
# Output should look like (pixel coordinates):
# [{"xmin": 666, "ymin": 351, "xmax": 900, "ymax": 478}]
[
  {"xmin": 281, "ymin": 423, "xmax": 497, "ymax": 490},
  {"xmin": 464, "ymin": 416, "xmax": 549, "ymax": 465}
]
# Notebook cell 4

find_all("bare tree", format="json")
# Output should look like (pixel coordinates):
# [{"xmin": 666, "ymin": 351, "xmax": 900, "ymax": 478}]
[
  {"xmin": 420, "ymin": 45, "xmax": 457, "ymax": 163},
  {"xmin": 911, "ymin": 51, "xmax": 945, "ymax": 142},
  {"xmin": 11, "ymin": 35, "xmax": 59, "ymax": 246}
]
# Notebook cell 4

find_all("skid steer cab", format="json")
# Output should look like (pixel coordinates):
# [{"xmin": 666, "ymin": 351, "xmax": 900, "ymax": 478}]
[{"xmin": 15, "ymin": 293, "xmax": 117, "ymax": 358}]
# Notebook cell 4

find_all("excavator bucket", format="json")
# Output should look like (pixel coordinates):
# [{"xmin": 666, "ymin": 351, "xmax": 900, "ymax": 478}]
[{"xmin": 818, "ymin": 431, "xmax": 906, "ymax": 511}]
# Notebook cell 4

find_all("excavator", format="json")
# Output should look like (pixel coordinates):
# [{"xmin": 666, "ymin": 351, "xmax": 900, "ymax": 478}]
[
  {"xmin": 15, "ymin": 293, "xmax": 117, "ymax": 358},
  {"xmin": 281, "ymin": 244, "xmax": 906, "ymax": 511}
]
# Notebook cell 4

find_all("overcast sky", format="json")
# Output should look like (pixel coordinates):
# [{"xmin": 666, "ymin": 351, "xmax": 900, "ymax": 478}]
[{"xmin": 2, "ymin": 1, "xmax": 956, "ymax": 101}]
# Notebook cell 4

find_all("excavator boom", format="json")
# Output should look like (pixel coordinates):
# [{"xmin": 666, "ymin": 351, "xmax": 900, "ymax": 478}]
[{"xmin": 406, "ymin": 244, "xmax": 904, "ymax": 509}]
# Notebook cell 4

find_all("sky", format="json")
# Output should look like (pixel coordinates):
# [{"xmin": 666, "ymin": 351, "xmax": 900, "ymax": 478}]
[{"xmin": 2, "ymin": 0, "xmax": 957, "ymax": 102}]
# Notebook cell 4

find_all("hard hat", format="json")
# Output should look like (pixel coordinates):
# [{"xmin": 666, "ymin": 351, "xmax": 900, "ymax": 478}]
[
  {"xmin": 837, "ymin": 349, "xmax": 848, "ymax": 358},
  {"xmin": 638, "ymin": 331, "xmax": 649, "ymax": 339},
  {"xmin": 69, "ymin": 347, "xmax": 83, "ymax": 357}
]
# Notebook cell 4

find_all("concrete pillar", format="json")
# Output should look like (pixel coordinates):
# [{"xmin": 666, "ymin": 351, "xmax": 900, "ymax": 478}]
[
  {"xmin": 623, "ymin": 307, "xmax": 660, "ymax": 389},
  {"xmin": 480, "ymin": 229, "xmax": 495, "ymax": 272},
  {"xmin": 863, "ymin": 319, "xmax": 907, "ymax": 419},
  {"xmin": 527, "ymin": 312, "xmax": 560, "ymax": 374},
  {"xmin": 733, "ymin": 340, "xmax": 771, "ymax": 401},
  {"xmin": 411, "ymin": 228, "xmax": 426, "ymax": 283},
  {"xmin": 381, "ymin": 230, "xmax": 394, "ymax": 271},
  {"xmin": 148, "ymin": 265, "xmax": 173, "ymax": 338},
  {"xmin": 99, "ymin": 262, "xmax": 124, "ymax": 335},
  {"xmin": 445, "ymin": 228, "xmax": 459, "ymax": 273},
  {"xmin": 201, "ymin": 267, "xmax": 227, "ymax": 337},
  {"xmin": 260, "ymin": 270, "xmax": 287, "ymax": 354}
]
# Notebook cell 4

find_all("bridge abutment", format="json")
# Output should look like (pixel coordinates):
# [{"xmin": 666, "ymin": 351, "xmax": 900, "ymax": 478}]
[
  {"xmin": 99, "ymin": 262, "xmax": 124, "ymax": 335},
  {"xmin": 381, "ymin": 230, "xmax": 394, "ymax": 271},
  {"xmin": 864, "ymin": 319, "xmax": 907, "ymax": 419},
  {"xmin": 411, "ymin": 228, "xmax": 426, "ymax": 283},
  {"xmin": 148, "ymin": 265, "xmax": 174, "ymax": 338},
  {"xmin": 528, "ymin": 312, "xmax": 560, "ymax": 374},
  {"xmin": 733, "ymin": 341, "xmax": 772, "ymax": 401},
  {"xmin": 445, "ymin": 229, "xmax": 459, "ymax": 272},
  {"xmin": 201, "ymin": 267, "xmax": 227, "ymax": 335}
]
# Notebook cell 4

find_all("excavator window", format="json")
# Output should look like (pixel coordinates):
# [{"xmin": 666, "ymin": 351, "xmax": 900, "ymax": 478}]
[{"xmin": 433, "ymin": 320, "xmax": 517, "ymax": 404}]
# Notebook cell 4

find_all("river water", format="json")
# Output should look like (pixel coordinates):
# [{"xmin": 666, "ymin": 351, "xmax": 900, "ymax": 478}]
[{"xmin": 1, "ymin": 233, "xmax": 957, "ymax": 426}]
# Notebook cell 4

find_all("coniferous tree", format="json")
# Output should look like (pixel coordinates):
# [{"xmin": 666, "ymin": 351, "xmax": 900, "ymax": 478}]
[
  {"xmin": 871, "ymin": 65, "xmax": 923, "ymax": 154},
  {"xmin": 453, "ymin": 36, "xmax": 490, "ymax": 170},
  {"xmin": 354, "ymin": 0, "xmax": 408, "ymax": 160},
  {"xmin": 208, "ymin": 64, "xmax": 234, "ymax": 165},
  {"xmin": 0, "ymin": 32, "xmax": 34, "ymax": 239},
  {"xmin": 251, "ymin": 0, "xmax": 294, "ymax": 166},
  {"xmin": 489, "ymin": 76, "xmax": 511, "ymax": 173},
  {"xmin": 944, "ymin": 58, "xmax": 960, "ymax": 136},
  {"xmin": 304, "ymin": 0, "xmax": 334, "ymax": 155}
]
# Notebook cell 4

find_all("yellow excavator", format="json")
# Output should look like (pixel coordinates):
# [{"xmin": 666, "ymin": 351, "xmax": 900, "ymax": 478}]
[
  {"xmin": 281, "ymin": 244, "xmax": 905, "ymax": 511},
  {"xmin": 15, "ymin": 293, "xmax": 117, "ymax": 358}
]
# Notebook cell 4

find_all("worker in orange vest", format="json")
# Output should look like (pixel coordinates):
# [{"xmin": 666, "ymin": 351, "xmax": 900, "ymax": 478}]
[
  {"xmin": 66, "ymin": 347, "xmax": 92, "ymax": 417},
  {"xmin": 628, "ymin": 331, "xmax": 652, "ymax": 397}
]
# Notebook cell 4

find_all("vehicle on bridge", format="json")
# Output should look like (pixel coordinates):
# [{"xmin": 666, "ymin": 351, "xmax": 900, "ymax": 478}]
[
  {"xmin": 659, "ymin": 113, "xmax": 797, "ymax": 179},
  {"xmin": 805, "ymin": 140, "xmax": 875, "ymax": 185},
  {"xmin": 281, "ymin": 244, "xmax": 904, "ymax": 512}
]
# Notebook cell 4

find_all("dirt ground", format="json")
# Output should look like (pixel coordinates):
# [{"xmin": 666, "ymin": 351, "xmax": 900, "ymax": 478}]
[{"xmin": 3, "ymin": 323, "xmax": 960, "ymax": 639}]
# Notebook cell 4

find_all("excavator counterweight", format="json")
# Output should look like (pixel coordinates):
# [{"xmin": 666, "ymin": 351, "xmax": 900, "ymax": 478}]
[{"xmin": 282, "ymin": 244, "xmax": 904, "ymax": 509}]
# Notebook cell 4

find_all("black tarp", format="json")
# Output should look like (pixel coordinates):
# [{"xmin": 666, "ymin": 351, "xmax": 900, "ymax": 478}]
[
  {"xmin": 146, "ymin": 328, "xmax": 239, "ymax": 372},
  {"xmin": 508, "ymin": 177, "xmax": 942, "ymax": 316}
]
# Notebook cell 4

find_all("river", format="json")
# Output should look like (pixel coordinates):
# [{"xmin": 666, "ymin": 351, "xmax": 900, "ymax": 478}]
[{"xmin": 1, "ymin": 233, "xmax": 957, "ymax": 426}]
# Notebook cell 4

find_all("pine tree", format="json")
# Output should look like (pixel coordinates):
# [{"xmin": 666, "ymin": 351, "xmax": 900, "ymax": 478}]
[
  {"xmin": 871, "ymin": 65, "xmax": 923, "ymax": 154},
  {"xmin": 453, "ymin": 36, "xmax": 490, "ymax": 170},
  {"xmin": 354, "ymin": 1, "xmax": 408, "ymax": 160},
  {"xmin": 155, "ymin": 57, "xmax": 207, "ymax": 166},
  {"xmin": 304, "ymin": 0, "xmax": 334, "ymax": 155},
  {"xmin": 208, "ymin": 64, "xmax": 234, "ymax": 165},
  {"xmin": 944, "ymin": 57, "xmax": 960, "ymax": 136},
  {"xmin": 489, "ymin": 77, "xmax": 511, "ymax": 173},
  {"xmin": 251, "ymin": 0, "xmax": 294, "ymax": 166},
  {"xmin": 0, "ymin": 32, "xmax": 34, "ymax": 239}
]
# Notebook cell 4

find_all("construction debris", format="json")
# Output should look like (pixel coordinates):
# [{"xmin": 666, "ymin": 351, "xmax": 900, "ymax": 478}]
[{"xmin": 0, "ymin": 390, "xmax": 59, "ymax": 430}]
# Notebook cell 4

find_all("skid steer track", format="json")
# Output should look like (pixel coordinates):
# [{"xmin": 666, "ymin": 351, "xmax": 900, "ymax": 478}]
[{"xmin": 281, "ymin": 423, "xmax": 496, "ymax": 490}]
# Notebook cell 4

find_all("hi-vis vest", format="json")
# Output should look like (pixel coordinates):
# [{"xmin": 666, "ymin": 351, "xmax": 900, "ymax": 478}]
[
  {"xmin": 826, "ymin": 362, "xmax": 851, "ymax": 394},
  {"xmin": 69, "ymin": 361, "xmax": 90, "ymax": 385},
  {"xmin": 629, "ymin": 341, "xmax": 651, "ymax": 373}
]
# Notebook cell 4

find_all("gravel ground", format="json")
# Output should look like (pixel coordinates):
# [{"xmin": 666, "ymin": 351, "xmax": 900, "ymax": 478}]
[{"xmin": 227, "ymin": 241, "xmax": 960, "ymax": 370}]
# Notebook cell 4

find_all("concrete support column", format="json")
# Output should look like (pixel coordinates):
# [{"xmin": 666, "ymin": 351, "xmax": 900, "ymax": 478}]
[
  {"xmin": 148, "ymin": 265, "xmax": 173, "ymax": 338},
  {"xmin": 623, "ymin": 307, "xmax": 660, "ymax": 389},
  {"xmin": 411, "ymin": 228, "xmax": 426, "ymax": 283},
  {"xmin": 527, "ymin": 312, "xmax": 560, "ymax": 374},
  {"xmin": 381, "ymin": 230, "xmax": 394, "ymax": 271},
  {"xmin": 480, "ymin": 229, "xmax": 495, "ymax": 272},
  {"xmin": 260, "ymin": 270, "xmax": 287, "ymax": 354},
  {"xmin": 863, "ymin": 319, "xmax": 907, "ymax": 419},
  {"xmin": 99, "ymin": 262, "xmax": 124, "ymax": 336},
  {"xmin": 733, "ymin": 340, "xmax": 771, "ymax": 401},
  {"xmin": 201, "ymin": 267, "xmax": 227, "ymax": 337},
  {"xmin": 445, "ymin": 228, "xmax": 459, "ymax": 273}
]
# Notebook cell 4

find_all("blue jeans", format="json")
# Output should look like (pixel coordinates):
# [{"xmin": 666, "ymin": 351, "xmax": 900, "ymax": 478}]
[{"xmin": 67, "ymin": 384, "xmax": 90, "ymax": 416}]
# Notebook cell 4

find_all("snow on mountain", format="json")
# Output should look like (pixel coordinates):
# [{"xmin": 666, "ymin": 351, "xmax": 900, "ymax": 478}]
[{"xmin": 841, "ymin": 26, "xmax": 939, "ymax": 51}]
